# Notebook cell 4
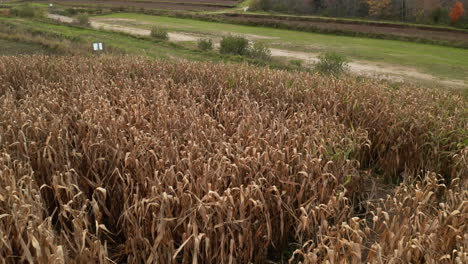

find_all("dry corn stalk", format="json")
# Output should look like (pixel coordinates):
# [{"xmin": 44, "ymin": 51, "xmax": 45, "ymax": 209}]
[{"xmin": 0, "ymin": 55, "xmax": 466, "ymax": 263}]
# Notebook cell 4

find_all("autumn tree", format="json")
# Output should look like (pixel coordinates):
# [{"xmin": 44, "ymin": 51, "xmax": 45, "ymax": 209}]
[
  {"xmin": 1, "ymin": 9, "xmax": 10, "ymax": 17},
  {"xmin": 367, "ymin": 0, "xmax": 392, "ymax": 18},
  {"xmin": 450, "ymin": 1, "xmax": 465, "ymax": 24}
]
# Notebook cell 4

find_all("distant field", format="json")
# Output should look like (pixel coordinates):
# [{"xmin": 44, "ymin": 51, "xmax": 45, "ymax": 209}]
[
  {"xmin": 27, "ymin": 0, "xmax": 468, "ymax": 48},
  {"xmin": 93, "ymin": 13, "xmax": 468, "ymax": 81},
  {"xmin": 214, "ymin": 12, "xmax": 468, "ymax": 48},
  {"xmin": 226, "ymin": 11, "xmax": 468, "ymax": 32},
  {"xmin": 40, "ymin": 0, "xmax": 238, "ymax": 11}
]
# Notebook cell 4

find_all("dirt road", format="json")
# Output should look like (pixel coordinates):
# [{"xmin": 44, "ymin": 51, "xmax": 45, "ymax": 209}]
[
  {"xmin": 47, "ymin": 14, "xmax": 466, "ymax": 88},
  {"xmin": 48, "ymin": 14, "xmax": 74, "ymax": 23},
  {"xmin": 269, "ymin": 49, "xmax": 466, "ymax": 87},
  {"xmin": 49, "ymin": 14, "xmax": 199, "ymax": 41}
]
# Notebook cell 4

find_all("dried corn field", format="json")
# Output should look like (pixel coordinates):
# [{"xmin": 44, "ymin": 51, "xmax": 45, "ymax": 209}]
[{"xmin": 0, "ymin": 55, "xmax": 467, "ymax": 264}]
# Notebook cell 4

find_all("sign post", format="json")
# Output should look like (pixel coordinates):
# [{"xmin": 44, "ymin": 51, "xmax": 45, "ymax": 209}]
[{"xmin": 93, "ymin": 43, "xmax": 104, "ymax": 51}]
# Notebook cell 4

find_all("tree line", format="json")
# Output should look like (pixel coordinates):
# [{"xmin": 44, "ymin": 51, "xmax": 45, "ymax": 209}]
[{"xmin": 250, "ymin": 0, "xmax": 467, "ymax": 26}]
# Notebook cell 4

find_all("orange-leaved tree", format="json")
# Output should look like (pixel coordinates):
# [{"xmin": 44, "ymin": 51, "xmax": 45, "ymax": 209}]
[
  {"xmin": 450, "ymin": 1, "xmax": 465, "ymax": 24},
  {"xmin": 367, "ymin": 0, "xmax": 392, "ymax": 18},
  {"xmin": 1, "ymin": 9, "xmax": 10, "ymax": 17}
]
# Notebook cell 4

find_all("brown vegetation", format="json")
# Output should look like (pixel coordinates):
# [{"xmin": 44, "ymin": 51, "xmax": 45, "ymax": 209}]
[
  {"xmin": 0, "ymin": 56, "xmax": 466, "ymax": 263},
  {"xmin": 367, "ymin": 0, "xmax": 393, "ymax": 18},
  {"xmin": 291, "ymin": 172, "xmax": 468, "ymax": 263},
  {"xmin": 0, "ymin": 9, "xmax": 10, "ymax": 17}
]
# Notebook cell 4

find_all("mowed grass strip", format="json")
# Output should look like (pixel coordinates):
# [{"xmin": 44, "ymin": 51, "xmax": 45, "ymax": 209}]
[{"xmin": 95, "ymin": 13, "xmax": 468, "ymax": 80}]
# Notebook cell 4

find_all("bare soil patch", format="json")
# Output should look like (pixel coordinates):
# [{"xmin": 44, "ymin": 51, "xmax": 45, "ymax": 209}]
[
  {"xmin": 92, "ymin": 20, "xmax": 199, "ymax": 41},
  {"xmin": 48, "ymin": 13, "xmax": 74, "ymax": 23}
]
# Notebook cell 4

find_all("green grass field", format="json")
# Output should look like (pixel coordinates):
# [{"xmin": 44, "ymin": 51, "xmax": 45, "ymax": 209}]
[{"xmin": 94, "ymin": 13, "xmax": 468, "ymax": 81}]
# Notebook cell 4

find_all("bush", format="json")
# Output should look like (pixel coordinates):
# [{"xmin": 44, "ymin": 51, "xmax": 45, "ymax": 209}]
[
  {"xmin": 220, "ymin": 35, "xmax": 249, "ymax": 55},
  {"xmin": 150, "ymin": 27, "xmax": 169, "ymax": 40},
  {"xmin": 219, "ymin": 36, "xmax": 271, "ymax": 60},
  {"xmin": 66, "ymin": 8, "xmax": 79, "ymax": 16},
  {"xmin": 429, "ymin": 8, "xmax": 450, "ymax": 24},
  {"xmin": 247, "ymin": 42, "xmax": 271, "ymax": 60},
  {"xmin": 10, "ymin": 4, "xmax": 45, "ymax": 19},
  {"xmin": 76, "ymin": 14, "xmax": 90, "ymax": 26},
  {"xmin": 250, "ymin": 0, "xmax": 271, "ymax": 11},
  {"xmin": 290, "ymin": 59, "xmax": 303, "ymax": 67},
  {"xmin": 197, "ymin": 38, "xmax": 213, "ymax": 51},
  {"xmin": 314, "ymin": 52, "xmax": 348, "ymax": 76}
]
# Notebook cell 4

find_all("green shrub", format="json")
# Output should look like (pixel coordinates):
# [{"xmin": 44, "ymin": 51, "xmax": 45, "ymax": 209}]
[
  {"xmin": 248, "ymin": 42, "xmax": 271, "ymax": 60},
  {"xmin": 219, "ymin": 36, "xmax": 271, "ymax": 60},
  {"xmin": 314, "ymin": 52, "xmax": 348, "ymax": 76},
  {"xmin": 250, "ymin": 0, "xmax": 271, "ymax": 11},
  {"xmin": 457, "ymin": 15, "xmax": 468, "ymax": 29},
  {"xmin": 197, "ymin": 38, "xmax": 213, "ymax": 51},
  {"xmin": 272, "ymin": 2, "xmax": 288, "ymax": 12},
  {"xmin": 429, "ymin": 8, "xmax": 450, "ymax": 24},
  {"xmin": 150, "ymin": 27, "xmax": 169, "ymax": 40},
  {"xmin": 76, "ymin": 14, "xmax": 90, "ymax": 26},
  {"xmin": 220, "ymin": 35, "xmax": 249, "ymax": 56},
  {"xmin": 66, "ymin": 8, "xmax": 79, "ymax": 16},
  {"xmin": 10, "ymin": 4, "xmax": 45, "ymax": 19}
]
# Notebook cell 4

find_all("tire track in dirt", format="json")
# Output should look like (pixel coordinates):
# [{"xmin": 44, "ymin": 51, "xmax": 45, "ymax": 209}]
[{"xmin": 269, "ymin": 49, "xmax": 467, "ymax": 87}]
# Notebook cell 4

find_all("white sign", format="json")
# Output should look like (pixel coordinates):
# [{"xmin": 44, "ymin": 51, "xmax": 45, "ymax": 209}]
[
  {"xmin": 93, "ymin": 43, "xmax": 103, "ymax": 51},
  {"xmin": 49, "ymin": 3, "xmax": 53, "ymax": 7}
]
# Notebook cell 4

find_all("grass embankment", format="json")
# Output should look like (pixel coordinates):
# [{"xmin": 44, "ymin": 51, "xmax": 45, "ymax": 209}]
[
  {"xmin": 0, "ymin": 56, "xmax": 466, "ymax": 263},
  {"xmin": 93, "ymin": 13, "xmax": 468, "ymax": 81},
  {"xmin": 0, "ymin": 38, "xmax": 51, "ymax": 55},
  {"xmin": 0, "ymin": 16, "xmax": 291, "ymax": 69},
  {"xmin": 0, "ymin": 16, "xmax": 204, "ymax": 59},
  {"xmin": 0, "ymin": 15, "xmax": 302, "ymax": 70}
]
